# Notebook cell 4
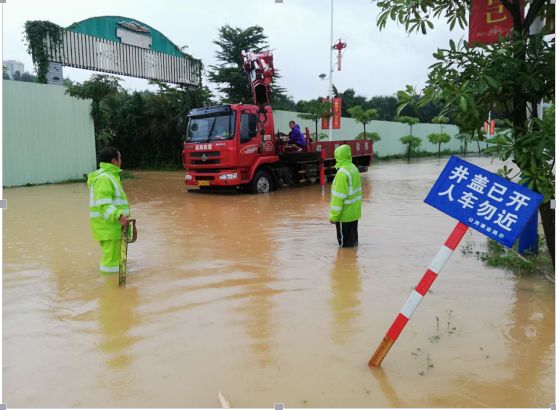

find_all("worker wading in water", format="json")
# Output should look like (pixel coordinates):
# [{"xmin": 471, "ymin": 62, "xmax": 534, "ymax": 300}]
[
  {"xmin": 329, "ymin": 144, "xmax": 362, "ymax": 247},
  {"xmin": 88, "ymin": 146, "xmax": 131, "ymax": 274}
]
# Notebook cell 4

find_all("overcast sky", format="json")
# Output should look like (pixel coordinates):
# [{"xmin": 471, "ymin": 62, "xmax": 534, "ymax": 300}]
[{"xmin": 2, "ymin": 0, "xmax": 466, "ymax": 102}]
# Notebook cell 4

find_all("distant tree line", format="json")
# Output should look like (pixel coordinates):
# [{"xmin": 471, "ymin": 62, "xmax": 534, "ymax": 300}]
[{"xmin": 295, "ymin": 88, "xmax": 446, "ymax": 124}]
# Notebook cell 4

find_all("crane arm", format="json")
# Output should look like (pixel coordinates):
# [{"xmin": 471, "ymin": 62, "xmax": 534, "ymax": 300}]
[{"xmin": 241, "ymin": 50, "xmax": 275, "ymax": 107}]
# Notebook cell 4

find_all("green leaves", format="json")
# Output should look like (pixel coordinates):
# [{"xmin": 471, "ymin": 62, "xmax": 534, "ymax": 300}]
[
  {"xmin": 431, "ymin": 115, "xmax": 449, "ymax": 124},
  {"xmin": 23, "ymin": 20, "xmax": 64, "ymax": 83},
  {"xmin": 373, "ymin": 0, "xmax": 468, "ymax": 34},
  {"xmin": 348, "ymin": 106, "xmax": 378, "ymax": 126},
  {"xmin": 484, "ymin": 107, "xmax": 555, "ymax": 202},
  {"xmin": 400, "ymin": 135, "xmax": 422, "ymax": 159},
  {"xmin": 400, "ymin": 135, "xmax": 422, "ymax": 147},
  {"xmin": 396, "ymin": 84, "xmax": 420, "ymax": 116},
  {"xmin": 427, "ymin": 132, "xmax": 451, "ymax": 144},
  {"xmin": 396, "ymin": 115, "xmax": 420, "ymax": 126},
  {"xmin": 357, "ymin": 131, "xmax": 381, "ymax": 141},
  {"xmin": 458, "ymin": 95, "xmax": 468, "ymax": 112},
  {"xmin": 483, "ymin": 74, "xmax": 500, "ymax": 90}
]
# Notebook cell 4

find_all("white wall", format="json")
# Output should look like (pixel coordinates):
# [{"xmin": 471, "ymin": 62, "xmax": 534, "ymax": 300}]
[{"xmin": 274, "ymin": 110, "xmax": 487, "ymax": 156}]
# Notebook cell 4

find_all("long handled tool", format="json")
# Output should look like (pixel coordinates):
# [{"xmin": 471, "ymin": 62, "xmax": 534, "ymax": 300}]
[{"xmin": 119, "ymin": 219, "xmax": 137, "ymax": 287}]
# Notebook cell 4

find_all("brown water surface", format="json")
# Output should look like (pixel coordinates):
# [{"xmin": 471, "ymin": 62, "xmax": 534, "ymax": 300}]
[{"xmin": 4, "ymin": 156, "xmax": 554, "ymax": 407}]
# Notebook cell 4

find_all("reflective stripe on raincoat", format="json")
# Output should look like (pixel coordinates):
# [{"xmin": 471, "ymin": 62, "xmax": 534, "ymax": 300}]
[
  {"xmin": 329, "ymin": 144, "xmax": 362, "ymax": 222},
  {"xmin": 87, "ymin": 162, "xmax": 130, "ymax": 241}
]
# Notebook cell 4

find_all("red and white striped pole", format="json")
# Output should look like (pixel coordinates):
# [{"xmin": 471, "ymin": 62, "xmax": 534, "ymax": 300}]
[{"xmin": 369, "ymin": 222, "xmax": 469, "ymax": 367}]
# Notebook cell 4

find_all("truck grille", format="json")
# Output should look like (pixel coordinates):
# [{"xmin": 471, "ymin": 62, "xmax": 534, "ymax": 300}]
[
  {"xmin": 191, "ymin": 159, "xmax": 220, "ymax": 165},
  {"xmin": 189, "ymin": 169, "xmax": 221, "ymax": 173},
  {"xmin": 188, "ymin": 151, "xmax": 220, "ymax": 166},
  {"xmin": 190, "ymin": 152, "xmax": 219, "ymax": 158}
]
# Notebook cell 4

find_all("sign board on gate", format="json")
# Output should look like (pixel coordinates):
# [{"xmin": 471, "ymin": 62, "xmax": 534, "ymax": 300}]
[{"xmin": 425, "ymin": 156, "xmax": 543, "ymax": 248}]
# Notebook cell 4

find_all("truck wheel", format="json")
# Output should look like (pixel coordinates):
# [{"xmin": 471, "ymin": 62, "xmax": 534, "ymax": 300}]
[{"xmin": 250, "ymin": 170, "xmax": 272, "ymax": 194}]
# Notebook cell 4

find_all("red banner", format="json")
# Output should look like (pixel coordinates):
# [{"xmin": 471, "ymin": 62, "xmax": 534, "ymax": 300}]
[
  {"xmin": 483, "ymin": 119, "xmax": 495, "ymax": 135},
  {"xmin": 321, "ymin": 98, "xmax": 330, "ymax": 129},
  {"xmin": 332, "ymin": 97, "xmax": 341, "ymax": 129},
  {"xmin": 489, "ymin": 119, "xmax": 495, "ymax": 135},
  {"xmin": 469, "ymin": 0, "xmax": 523, "ymax": 46}
]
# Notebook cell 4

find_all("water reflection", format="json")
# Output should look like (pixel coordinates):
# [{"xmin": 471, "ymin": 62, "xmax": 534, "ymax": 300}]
[
  {"xmin": 97, "ymin": 278, "xmax": 140, "ymax": 373},
  {"xmin": 369, "ymin": 367, "xmax": 404, "ymax": 407},
  {"xmin": 150, "ymin": 183, "xmax": 280, "ymax": 367},
  {"xmin": 452, "ymin": 276, "xmax": 554, "ymax": 407},
  {"xmin": 329, "ymin": 248, "xmax": 361, "ymax": 344}
]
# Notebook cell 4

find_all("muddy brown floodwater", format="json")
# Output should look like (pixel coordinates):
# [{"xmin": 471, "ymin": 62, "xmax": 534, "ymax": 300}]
[{"xmin": 3, "ymin": 156, "xmax": 554, "ymax": 408}]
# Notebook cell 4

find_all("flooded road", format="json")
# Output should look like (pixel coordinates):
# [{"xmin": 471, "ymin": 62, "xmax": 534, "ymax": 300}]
[{"xmin": 4, "ymin": 156, "xmax": 554, "ymax": 407}]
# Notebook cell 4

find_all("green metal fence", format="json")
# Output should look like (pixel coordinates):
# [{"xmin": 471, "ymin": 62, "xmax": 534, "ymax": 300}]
[{"xmin": 3, "ymin": 81, "xmax": 96, "ymax": 187}]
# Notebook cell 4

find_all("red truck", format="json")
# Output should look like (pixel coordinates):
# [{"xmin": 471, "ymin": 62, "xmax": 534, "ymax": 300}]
[{"xmin": 182, "ymin": 51, "xmax": 372, "ymax": 193}]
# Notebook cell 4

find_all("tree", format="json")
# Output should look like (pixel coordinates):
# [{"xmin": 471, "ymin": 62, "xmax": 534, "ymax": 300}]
[
  {"xmin": 2, "ymin": 66, "xmax": 9, "ymax": 79},
  {"xmin": 427, "ymin": 132, "xmax": 451, "ymax": 155},
  {"xmin": 347, "ymin": 105, "xmax": 378, "ymax": 138},
  {"xmin": 374, "ymin": 0, "xmax": 555, "ymax": 266},
  {"xmin": 272, "ymin": 93, "xmax": 297, "ymax": 111},
  {"xmin": 20, "ymin": 72, "xmax": 37, "ymax": 82},
  {"xmin": 456, "ymin": 132, "xmax": 471, "ymax": 155},
  {"xmin": 339, "ymin": 88, "xmax": 368, "ymax": 117},
  {"xmin": 400, "ymin": 135, "xmax": 422, "ymax": 160},
  {"xmin": 298, "ymin": 99, "xmax": 332, "ymax": 137},
  {"xmin": 432, "ymin": 115, "xmax": 449, "ymax": 133},
  {"xmin": 65, "ymin": 74, "xmax": 123, "ymax": 147},
  {"xmin": 357, "ymin": 131, "xmax": 381, "ymax": 142},
  {"xmin": 368, "ymin": 95, "xmax": 398, "ymax": 120},
  {"xmin": 103, "ymin": 81, "xmax": 212, "ymax": 168},
  {"xmin": 396, "ymin": 115, "xmax": 419, "ymax": 137},
  {"xmin": 208, "ymin": 25, "xmax": 289, "ymax": 104},
  {"xmin": 13, "ymin": 71, "xmax": 21, "ymax": 81}
]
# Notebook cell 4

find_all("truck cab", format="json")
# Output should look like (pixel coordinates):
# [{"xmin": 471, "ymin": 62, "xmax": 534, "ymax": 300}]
[{"xmin": 183, "ymin": 104, "xmax": 279, "ymax": 192}]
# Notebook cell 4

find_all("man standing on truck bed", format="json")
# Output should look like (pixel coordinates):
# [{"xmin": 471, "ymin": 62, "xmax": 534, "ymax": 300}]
[
  {"xmin": 87, "ymin": 146, "xmax": 131, "ymax": 274},
  {"xmin": 329, "ymin": 144, "xmax": 362, "ymax": 247}
]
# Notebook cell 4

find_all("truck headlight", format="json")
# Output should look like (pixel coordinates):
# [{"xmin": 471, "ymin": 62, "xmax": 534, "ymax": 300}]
[
  {"xmin": 218, "ymin": 172, "xmax": 238, "ymax": 180},
  {"xmin": 185, "ymin": 174, "xmax": 193, "ymax": 180}
]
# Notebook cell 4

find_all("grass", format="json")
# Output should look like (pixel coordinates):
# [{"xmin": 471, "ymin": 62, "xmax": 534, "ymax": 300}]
[{"xmin": 473, "ymin": 235, "xmax": 554, "ymax": 281}]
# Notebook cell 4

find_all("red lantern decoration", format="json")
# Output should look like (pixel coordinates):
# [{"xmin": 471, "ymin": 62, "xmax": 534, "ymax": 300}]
[{"xmin": 333, "ymin": 39, "xmax": 347, "ymax": 71}]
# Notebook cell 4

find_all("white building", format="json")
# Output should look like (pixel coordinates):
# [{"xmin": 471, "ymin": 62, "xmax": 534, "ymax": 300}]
[{"xmin": 3, "ymin": 60, "xmax": 25, "ymax": 79}]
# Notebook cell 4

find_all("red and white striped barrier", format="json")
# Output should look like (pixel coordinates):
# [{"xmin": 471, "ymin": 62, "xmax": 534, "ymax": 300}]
[{"xmin": 369, "ymin": 222, "xmax": 469, "ymax": 367}]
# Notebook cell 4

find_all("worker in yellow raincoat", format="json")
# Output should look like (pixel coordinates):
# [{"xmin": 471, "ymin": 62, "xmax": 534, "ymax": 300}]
[
  {"xmin": 329, "ymin": 144, "xmax": 362, "ymax": 247},
  {"xmin": 87, "ymin": 146, "xmax": 130, "ymax": 274}
]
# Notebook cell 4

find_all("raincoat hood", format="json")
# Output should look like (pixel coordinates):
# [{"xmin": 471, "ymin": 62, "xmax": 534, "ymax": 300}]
[
  {"xmin": 334, "ymin": 144, "xmax": 352, "ymax": 168},
  {"xmin": 87, "ymin": 162, "xmax": 121, "ymax": 188}
]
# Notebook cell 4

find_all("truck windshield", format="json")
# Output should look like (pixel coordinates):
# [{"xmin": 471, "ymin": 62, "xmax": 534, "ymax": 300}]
[{"xmin": 186, "ymin": 113, "xmax": 236, "ymax": 142}]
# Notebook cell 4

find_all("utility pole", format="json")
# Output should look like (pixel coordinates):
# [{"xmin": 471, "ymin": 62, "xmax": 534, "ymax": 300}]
[{"xmin": 328, "ymin": 0, "xmax": 334, "ymax": 142}]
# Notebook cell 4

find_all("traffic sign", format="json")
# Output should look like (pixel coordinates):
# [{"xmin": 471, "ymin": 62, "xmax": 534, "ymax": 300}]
[{"xmin": 424, "ymin": 156, "xmax": 543, "ymax": 248}]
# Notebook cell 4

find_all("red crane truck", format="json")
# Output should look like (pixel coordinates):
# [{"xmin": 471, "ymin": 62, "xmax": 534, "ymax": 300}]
[{"xmin": 182, "ymin": 51, "xmax": 372, "ymax": 194}]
